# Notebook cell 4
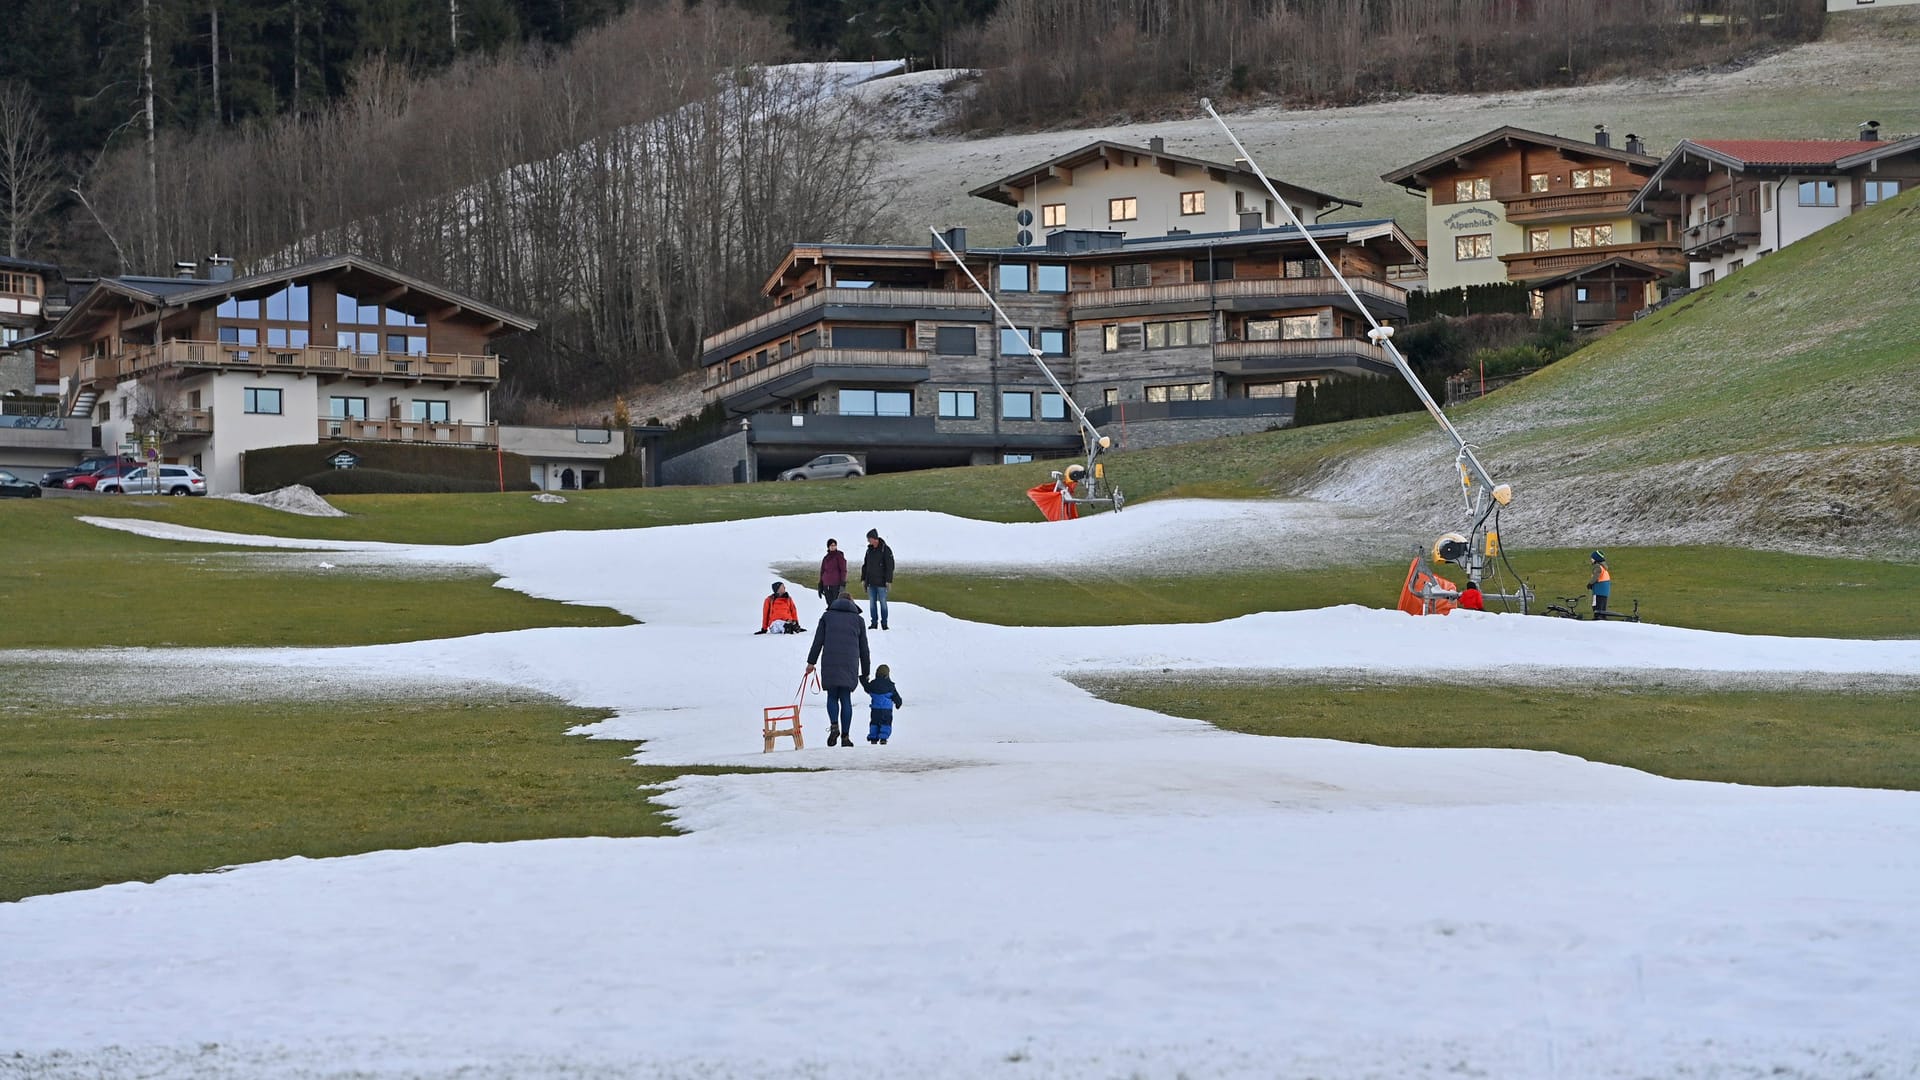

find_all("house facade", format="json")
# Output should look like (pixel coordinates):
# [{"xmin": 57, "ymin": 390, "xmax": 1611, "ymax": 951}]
[
  {"xmin": 1627, "ymin": 131, "xmax": 1920, "ymax": 287},
  {"xmin": 1, "ymin": 256, "xmax": 63, "ymax": 397},
  {"xmin": 688, "ymin": 219, "xmax": 1420, "ymax": 482},
  {"xmin": 1380, "ymin": 126, "xmax": 1683, "ymax": 309},
  {"xmin": 1828, "ymin": 0, "xmax": 1920, "ymax": 10},
  {"xmin": 41, "ymin": 255, "xmax": 535, "ymax": 493},
  {"xmin": 967, "ymin": 138, "xmax": 1355, "ymax": 243}
]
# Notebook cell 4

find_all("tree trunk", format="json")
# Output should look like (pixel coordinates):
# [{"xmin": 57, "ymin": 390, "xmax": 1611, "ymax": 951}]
[
  {"xmin": 143, "ymin": 0, "xmax": 160, "ymax": 269},
  {"xmin": 210, "ymin": 1, "xmax": 221, "ymax": 124}
]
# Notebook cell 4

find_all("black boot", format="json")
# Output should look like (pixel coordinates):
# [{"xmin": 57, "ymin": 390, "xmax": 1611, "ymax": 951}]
[{"xmin": 827, "ymin": 727, "xmax": 839, "ymax": 747}]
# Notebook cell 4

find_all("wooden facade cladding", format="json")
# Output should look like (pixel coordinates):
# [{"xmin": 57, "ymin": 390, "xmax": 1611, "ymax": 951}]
[
  {"xmin": 74, "ymin": 339, "xmax": 501, "ymax": 388},
  {"xmin": 1428, "ymin": 143, "xmax": 1659, "ymax": 208},
  {"xmin": 1501, "ymin": 241, "xmax": 1686, "ymax": 278}
]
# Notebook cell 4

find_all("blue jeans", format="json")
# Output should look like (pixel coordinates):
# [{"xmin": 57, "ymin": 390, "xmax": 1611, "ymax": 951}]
[
  {"xmin": 825, "ymin": 687, "xmax": 853, "ymax": 733},
  {"xmin": 866, "ymin": 586, "xmax": 888, "ymax": 627}
]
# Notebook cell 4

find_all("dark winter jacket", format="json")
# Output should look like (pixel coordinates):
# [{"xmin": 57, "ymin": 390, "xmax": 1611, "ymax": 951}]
[
  {"xmin": 861, "ymin": 539, "xmax": 895, "ymax": 589},
  {"xmin": 807, "ymin": 597, "xmax": 870, "ymax": 690},
  {"xmin": 861, "ymin": 674, "xmax": 903, "ymax": 713},
  {"xmin": 819, "ymin": 549, "xmax": 848, "ymax": 590}
]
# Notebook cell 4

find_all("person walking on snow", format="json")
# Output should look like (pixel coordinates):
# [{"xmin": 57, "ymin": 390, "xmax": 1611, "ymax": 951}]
[
  {"xmin": 806, "ymin": 595, "xmax": 870, "ymax": 747},
  {"xmin": 818, "ymin": 538, "xmax": 848, "ymax": 605},
  {"xmin": 860, "ymin": 664, "xmax": 904, "ymax": 744},
  {"xmin": 861, "ymin": 528, "xmax": 895, "ymax": 630},
  {"xmin": 757, "ymin": 582, "xmax": 801, "ymax": 635},
  {"xmin": 1587, "ymin": 550, "xmax": 1612, "ymax": 618}
]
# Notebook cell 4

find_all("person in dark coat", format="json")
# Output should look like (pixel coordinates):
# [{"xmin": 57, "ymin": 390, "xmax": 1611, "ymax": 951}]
[
  {"xmin": 818, "ymin": 538, "xmax": 848, "ymax": 604},
  {"xmin": 860, "ymin": 528, "xmax": 896, "ymax": 630},
  {"xmin": 860, "ymin": 663, "xmax": 904, "ymax": 744},
  {"xmin": 806, "ymin": 595, "xmax": 870, "ymax": 746}
]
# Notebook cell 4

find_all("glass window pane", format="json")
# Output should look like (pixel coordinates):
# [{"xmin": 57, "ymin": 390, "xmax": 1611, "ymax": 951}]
[
  {"xmin": 235, "ymin": 298, "xmax": 259, "ymax": 320},
  {"xmin": 358, "ymin": 301, "xmax": 379, "ymax": 324},
  {"xmin": 408, "ymin": 336, "xmax": 426, "ymax": 356},
  {"xmin": 1103, "ymin": 325, "xmax": 1119, "ymax": 351},
  {"xmin": 289, "ymin": 284, "xmax": 309, "ymax": 322},
  {"xmin": 268, "ymin": 328, "xmax": 287, "ymax": 346},
  {"xmin": 1040, "ymin": 329, "xmax": 1066, "ymax": 355},
  {"xmin": 268, "ymin": 288, "xmax": 288, "ymax": 321},
  {"xmin": 386, "ymin": 334, "xmax": 408, "ymax": 354},
  {"xmin": 1036, "ymin": 265, "xmax": 1067, "ymax": 292},
  {"xmin": 337, "ymin": 332, "xmax": 355, "ymax": 350},
  {"xmin": 839, "ymin": 389, "xmax": 877, "ymax": 415},
  {"xmin": 359, "ymin": 332, "xmax": 379, "ymax": 354},
  {"xmin": 1144, "ymin": 323, "xmax": 1167, "ymax": 348},
  {"xmin": 875, "ymin": 391, "xmax": 912, "ymax": 417},
  {"xmin": 998, "ymin": 264, "xmax": 1030, "ymax": 292},
  {"xmin": 1001, "ymin": 391, "xmax": 1032, "ymax": 419},
  {"xmin": 218, "ymin": 297, "xmax": 238, "ymax": 318},
  {"xmin": 1040, "ymin": 392, "xmax": 1066, "ymax": 420},
  {"xmin": 1001, "ymin": 328, "xmax": 1031, "ymax": 354},
  {"xmin": 219, "ymin": 326, "xmax": 239, "ymax": 343},
  {"xmin": 290, "ymin": 329, "xmax": 309, "ymax": 348},
  {"xmin": 337, "ymin": 292, "xmax": 357, "ymax": 323},
  {"xmin": 236, "ymin": 327, "xmax": 258, "ymax": 345}
]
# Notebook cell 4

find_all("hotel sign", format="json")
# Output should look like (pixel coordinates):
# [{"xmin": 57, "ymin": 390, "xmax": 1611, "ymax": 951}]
[{"xmin": 1443, "ymin": 208, "xmax": 1498, "ymax": 230}]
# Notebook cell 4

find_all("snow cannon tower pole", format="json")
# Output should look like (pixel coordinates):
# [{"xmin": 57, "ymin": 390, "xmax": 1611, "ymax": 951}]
[
  {"xmin": 1200, "ymin": 99, "xmax": 1525, "ymax": 611},
  {"xmin": 930, "ymin": 226, "xmax": 1123, "ymax": 514}
]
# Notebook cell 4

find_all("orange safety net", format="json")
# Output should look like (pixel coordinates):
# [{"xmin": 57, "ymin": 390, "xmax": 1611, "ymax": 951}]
[
  {"xmin": 1026, "ymin": 479, "xmax": 1079, "ymax": 522},
  {"xmin": 1398, "ymin": 556, "xmax": 1458, "ymax": 616}
]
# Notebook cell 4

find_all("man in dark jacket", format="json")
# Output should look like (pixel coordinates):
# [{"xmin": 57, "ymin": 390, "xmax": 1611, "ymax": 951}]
[
  {"xmin": 806, "ymin": 595, "xmax": 870, "ymax": 747},
  {"xmin": 818, "ymin": 538, "xmax": 848, "ymax": 604},
  {"xmin": 860, "ymin": 528, "xmax": 896, "ymax": 630}
]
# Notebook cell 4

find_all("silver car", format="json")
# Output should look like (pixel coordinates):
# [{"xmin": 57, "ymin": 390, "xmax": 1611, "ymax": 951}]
[
  {"xmin": 778, "ymin": 453, "xmax": 864, "ymax": 481},
  {"xmin": 97, "ymin": 464, "xmax": 209, "ymax": 496}
]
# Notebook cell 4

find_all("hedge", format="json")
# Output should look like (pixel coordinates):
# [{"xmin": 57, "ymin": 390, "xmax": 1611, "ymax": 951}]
[{"xmin": 243, "ymin": 442, "xmax": 538, "ymax": 494}]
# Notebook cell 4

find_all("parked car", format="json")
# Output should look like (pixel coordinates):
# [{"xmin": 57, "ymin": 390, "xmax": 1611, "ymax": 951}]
[
  {"xmin": 778, "ymin": 453, "xmax": 865, "ymax": 481},
  {"xmin": 40, "ymin": 455, "xmax": 138, "ymax": 488},
  {"xmin": 0, "ymin": 469, "xmax": 44, "ymax": 498},
  {"xmin": 97, "ymin": 464, "xmax": 208, "ymax": 496},
  {"xmin": 63, "ymin": 461, "xmax": 146, "ymax": 491}
]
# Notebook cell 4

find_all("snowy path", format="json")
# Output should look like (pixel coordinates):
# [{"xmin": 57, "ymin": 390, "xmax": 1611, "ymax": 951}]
[{"xmin": 5, "ymin": 502, "xmax": 1919, "ymax": 1078}]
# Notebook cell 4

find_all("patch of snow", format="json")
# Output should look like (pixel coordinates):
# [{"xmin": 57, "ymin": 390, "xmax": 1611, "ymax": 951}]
[
  {"xmin": 531, "ymin": 493, "xmax": 568, "ymax": 504},
  {"xmin": 212, "ymin": 484, "xmax": 348, "ymax": 517},
  {"xmin": 5, "ymin": 503, "xmax": 1919, "ymax": 1078}
]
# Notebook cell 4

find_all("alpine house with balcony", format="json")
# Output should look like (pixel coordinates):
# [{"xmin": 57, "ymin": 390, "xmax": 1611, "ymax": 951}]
[
  {"xmin": 690, "ymin": 217, "xmax": 1421, "ymax": 483},
  {"xmin": 41, "ymin": 254, "xmax": 535, "ymax": 493},
  {"xmin": 1625, "ymin": 126, "xmax": 1920, "ymax": 288},
  {"xmin": 1381, "ymin": 126, "xmax": 1684, "ymax": 326}
]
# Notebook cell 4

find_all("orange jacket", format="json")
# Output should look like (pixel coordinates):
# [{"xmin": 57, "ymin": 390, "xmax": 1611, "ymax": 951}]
[{"xmin": 761, "ymin": 593, "xmax": 799, "ymax": 630}]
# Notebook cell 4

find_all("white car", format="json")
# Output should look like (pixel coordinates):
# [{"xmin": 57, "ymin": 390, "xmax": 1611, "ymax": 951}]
[{"xmin": 96, "ymin": 464, "xmax": 209, "ymax": 496}]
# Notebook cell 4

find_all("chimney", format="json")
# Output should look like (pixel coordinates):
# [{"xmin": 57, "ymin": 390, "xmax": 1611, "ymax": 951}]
[
  {"xmin": 206, "ymin": 254, "xmax": 234, "ymax": 282},
  {"xmin": 933, "ymin": 226, "xmax": 966, "ymax": 253},
  {"xmin": 1149, "ymin": 136, "xmax": 1165, "ymax": 154},
  {"xmin": 1625, "ymin": 133, "xmax": 1644, "ymax": 155},
  {"xmin": 1860, "ymin": 120, "xmax": 1881, "ymax": 142},
  {"xmin": 1594, "ymin": 124, "xmax": 1610, "ymax": 149},
  {"xmin": 1238, "ymin": 211, "xmax": 1263, "ymax": 232},
  {"xmin": 173, "ymin": 260, "xmax": 199, "ymax": 279}
]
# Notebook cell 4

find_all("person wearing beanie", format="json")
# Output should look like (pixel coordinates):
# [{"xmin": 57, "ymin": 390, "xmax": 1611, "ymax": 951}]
[
  {"xmin": 1457, "ymin": 580, "xmax": 1484, "ymax": 611},
  {"xmin": 861, "ymin": 528, "xmax": 896, "ymax": 630},
  {"xmin": 1586, "ymin": 550, "xmax": 1612, "ymax": 618},
  {"xmin": 757, "ymin": 581, "xmax": 801, "ymax": 634},
  {"xmin": 860, "ymin": 663, "xmax": 905, "ymax": 745}
]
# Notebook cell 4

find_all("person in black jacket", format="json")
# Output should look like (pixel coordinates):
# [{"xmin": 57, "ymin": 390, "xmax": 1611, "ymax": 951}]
[
  {"xmin": 805, "ymin": 595, "xmax": 870, "ymax": 747},
  {"xmin": 861, "ymin": 528, "xmax": 896, "ymax": 630}
]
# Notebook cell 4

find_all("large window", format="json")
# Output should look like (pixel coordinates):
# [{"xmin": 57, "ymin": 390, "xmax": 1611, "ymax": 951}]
[
  {"xmin": 1001, "ymin": 328, "xmax": 1066, "ymax": 355},
  {"xmin": 1571, "ymin": 224, "xmax": 1614, "ymax": 248},
  {"xmin": 1143, "ymin": 318, "xmax": 1210, "ymax": 349},
  {"xmin": 1000, "ymin": 327, "xmax": 1032, "ymax": 355},
  {"xmin": 1528, "ymin": 173, "xmax": 1550, "ymax": 193},
  {"xmin": 997, "ymin": 264, "xmax": 1030, "ymax": 292},
  {"xmin": 267, "ymin": 328, "xmax": 311, "ymax": 347},
  {"xmin": 830, "ymin": 326, "xmax": 907, "ymax": 350},
  {"xmin": 838, "ymin": 389, "xmax": 912, "ymax": 417},
  {"xmin": 411, "ymin": 400, "xmax": 451, "ymax": 422},
  {"xmin": 1034, "ymin": 264, "xmax": 1068, "ymax": 293},
  {"xmin": 218, "ymin": 327, "xmax": 259, "ymax": 345},
  {"xmin": 1453, "ymin": 177, "xmax": 1490, "ymax": 201},
  {"xmin": 934, "ymin": 326, "xmax": 977, "ymax": 355},
  {"xmin": 1282, "ymin": 259, "xmax": 1324, "ymax": 279},
  {"xmin": 1112, "ymin": 263, "xmax": 1150, "ymax": 288},
  {"xmin": 1245, "ymin": 315, "xmax": 1321, "ymax": 340},
  {"xmin": 1864, "ymin": 180, "xmax": 1901, "ymax": 205},
  {"xmin": 329, "ymin": 396, "xmax": 368, "ymax": 419},
  {"xmin": 1571, "ymin": 167, "xmax": 1613, "ymax": 189},
  {"xmin": 0, "ymin": 271, "xmax": 42, "ymax": 296},
  {"xmin": 1180, "ymin": 191, "xmax": 1206, "ymax": 215},
  {"xmin": 1108, "ymin": 196, "xmax": 1138, "ymax": 222},
  {"xmin": 1042, "ymin": 203, "xmax": 1067, "ymax": 227},
  {"xmin": 1192, "ymin": 258, "xmax": 1235, "ymax": 282},
  {"xmin": 1039, "ymin": 392, "xmax": 1067, "ymax": 420},
  {"xmin": 1145, "ymin": 382, "xmax": 1211, "ymax": 402},
  {"xmin": 264, "ymin": 284, "xmax": 309, "ymax": 322},
  {"xmin": 1529, "ymin": 228, "xmax": 1552, "ymax": 252},
  {"xmin": 1454, "ymin": 234, "xmax": 1493, "ymax": 261},
  {"xmin": 1001, "ymin": 391, "xmax": 1033, "ymax": 419},
  {"xmin": 1798, "ymin": 180, "xmax": 1838, "ymax": 207},
  {"xmin": 217, "ymin": 296, "xmax": 261, "ymax": 319},
  {"xmin": 243, "ymin": 387, "xmax": 282, "ymax": 414},
  {"xmin": 335, "ymin": 290, "xmax": 429, "ymax": 351},
  {"xmin": 938, "ymin": 390, "xmax": 977, "ymax": 418}
]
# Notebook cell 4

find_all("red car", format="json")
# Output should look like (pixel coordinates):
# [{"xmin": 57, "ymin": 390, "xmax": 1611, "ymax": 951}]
[{"xmin": 64, "ymin": 462, "xmax": 146, "ymax": 491}]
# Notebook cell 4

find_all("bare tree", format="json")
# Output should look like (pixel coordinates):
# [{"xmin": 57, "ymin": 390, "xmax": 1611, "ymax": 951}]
[
  {"xmin": 126, "ymin": 367, "xmax": 194, "ymax": 449},
  {"xmin": 0, "ymin": 81, "xmax": 63, "ymax": 257}
]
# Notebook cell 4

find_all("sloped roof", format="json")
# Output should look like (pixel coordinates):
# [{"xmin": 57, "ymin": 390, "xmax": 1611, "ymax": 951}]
[
  {"xmin": 968, "ymin": 140, "xmax": 1355, "ymax": 212},
  {"xmin": 1627, "ymin": 135, "xmax": 1919, "ymax": 212},
  {"xmin": 1381, "ymin": 126, "xmax": 1661, "ymax": 190},
  {"xmin": 1524, "ymin": 256, "xmax": 1667, "ymax": 290},
  {"xmin": 1691, "ymin": 140, "xmax": 1865, "ymax": 166}
]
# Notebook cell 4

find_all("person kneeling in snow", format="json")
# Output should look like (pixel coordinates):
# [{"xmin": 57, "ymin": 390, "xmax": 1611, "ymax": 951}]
[
  {"xmin": 1457, "ymin": 580, "xmax": 1484, "ymax": 611},
  {"xmin": 757, "ymin": 582, "xmax": 803, "ymax": 635},
  {"xmin": 860, "ymin": 664, "xmax": 904, "ymax": 745}
]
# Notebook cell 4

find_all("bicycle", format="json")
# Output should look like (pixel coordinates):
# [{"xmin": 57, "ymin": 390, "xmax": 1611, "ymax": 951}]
[{"xmin": 1540, "ymin": 594, "xmax": 1642, "ymax": 622}]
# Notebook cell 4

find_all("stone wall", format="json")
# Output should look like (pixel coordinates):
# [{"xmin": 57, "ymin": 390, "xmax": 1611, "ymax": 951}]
[
  {"xmin": 1105, "ymin": 413, "xmax": 1293, "ymax": 452},
  {"xmin": 659, "ymin": 429, "xmax": 750, "ymax": 486}
]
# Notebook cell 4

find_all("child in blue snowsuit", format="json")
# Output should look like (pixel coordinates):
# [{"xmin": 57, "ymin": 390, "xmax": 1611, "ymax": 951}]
[{"xmin": 861, "ymin": 664, "xmax": 904, "ymax": 745}]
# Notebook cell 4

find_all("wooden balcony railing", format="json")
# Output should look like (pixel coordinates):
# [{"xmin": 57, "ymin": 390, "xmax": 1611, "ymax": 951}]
[
  {"xmin": 702, "ymin": 288, "xmax": 990, "ymax": 354},
  {"xmin": 1213, "ymin": 338, "xmax": 1391, "ymax": 363},
  {"xmin": 176, "ymin": 408, "xmax": 213, "ymax": 435},
  {"xmin": 1501, "ymin": 188, "xmax": 1640, "ymax": 222},
  {"xmin": 319, "ymin": 417, "xmax": 498, "ymax": 446},
  {"xmin": 77, "ymin": 339, "xmax": 500, "ymax": 388},
  {"xmin": 1500, "ymin": 241, "xmax": 1685, "ymax": 277},
  {"xmin": 1074, "ymin": 275, "xmax": 1406, "ymax": 311},
  {"xmin": 1681, "ymin": 212, "xmax": 1761, "ymax": 257},
  {"xmin": 706, "ymin": 347, "xmax": 929, "ymax": 398}
]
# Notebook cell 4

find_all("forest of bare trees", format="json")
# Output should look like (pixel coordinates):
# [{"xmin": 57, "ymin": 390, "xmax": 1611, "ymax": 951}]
[
  {"xmin": 954, "ymin": 0, "xmax": 1826, "ymax": 128},
  {"xmin": 74, "ymin": 2, "xmax": 895, "ymax": 409}
]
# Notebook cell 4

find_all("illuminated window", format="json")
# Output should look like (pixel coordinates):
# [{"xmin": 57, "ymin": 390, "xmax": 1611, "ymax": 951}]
[
  {"xmin": 1042, "ymin": 203, "xmax": 1067, "ymax": 227},
  {"xmin": 1453, "ymin": 177, "xmax": 1490, "ymax": 201},
  {"xmin": 1180, "ymin": 191, "xmax": 1206, "ymax": 215},
  {"xmin": 1108, "ymin": 197, "xmax": 1138, "ymax": 222},
  {"xmin": 1528, "ymin": 173, "xmax": 1549, "ymax": 193},
  {"xmin": 1454, "ymin": 234, "xmax": 1493, "ymax": 260}
]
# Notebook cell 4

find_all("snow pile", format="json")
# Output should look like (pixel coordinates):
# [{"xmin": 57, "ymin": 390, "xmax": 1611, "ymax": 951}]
[
  {"xmin": 531, "ymin": 492, "xmax": 567, "ymax": 504},
  {"xmin": 211, "ymin": 484, "xmax": 347, "ymax": 517},
  {"xmin": 5, "ymin": 502, "xmax": 1919, "ymax": 1079}
]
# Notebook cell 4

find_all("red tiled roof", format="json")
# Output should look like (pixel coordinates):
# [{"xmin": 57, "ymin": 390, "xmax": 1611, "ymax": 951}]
[{"xmin": 1693, "ymin": 140, "xmax": 1864, "ymax": 166}]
